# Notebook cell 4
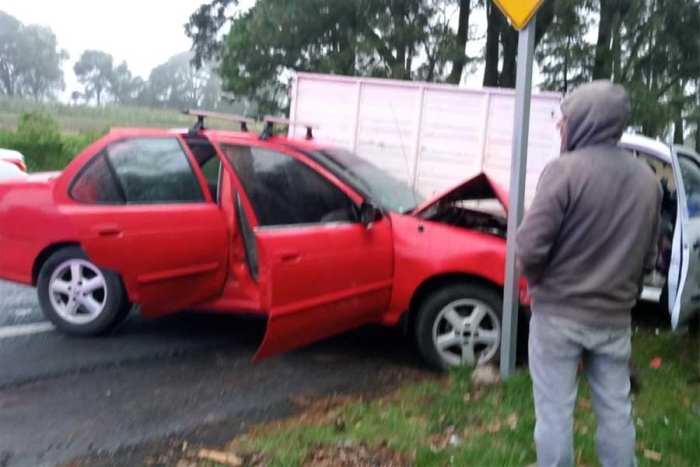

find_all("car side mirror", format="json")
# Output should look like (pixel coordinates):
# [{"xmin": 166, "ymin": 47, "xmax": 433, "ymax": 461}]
[{"xmin": 360, "ymin": 202, "xmax": 381, "ymax": 228}]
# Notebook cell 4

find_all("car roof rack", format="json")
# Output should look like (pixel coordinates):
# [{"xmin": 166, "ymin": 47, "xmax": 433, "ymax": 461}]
[
  {"xmin": 183, "ymin": 109, "xmax": 255, "ymax": 134},
  {"xmin": 259, "ymin": 116, "xmax": 319, "ymax": 141}
]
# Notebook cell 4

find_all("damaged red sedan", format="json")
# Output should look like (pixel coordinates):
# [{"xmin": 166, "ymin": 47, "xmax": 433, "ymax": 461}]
[{"xmin": 0, "ymin": 112, "xmax": 529, "ymax": 370}]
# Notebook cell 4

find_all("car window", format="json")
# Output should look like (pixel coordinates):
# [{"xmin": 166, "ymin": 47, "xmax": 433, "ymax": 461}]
[
  {"xmin": 220, "ymin": 144, "xmax": 358, "ymax": 227},
  {"xmin": 106, "ymin": 137, "xmax": 205, "ymax": 204},
  {"xmin": 184, "ymin": 136, "xmax": 221, "ymax": 203},
  {"xmin": 69, "ymin": 153, "xmax": 124, "ymax": 204},
  {"xmin": 678, "ymin": 155, "xmax": 700, "ymax": 219},
  {"xmin": 200, "ymin": 156, "xmax": 222, "ymax": 202}
]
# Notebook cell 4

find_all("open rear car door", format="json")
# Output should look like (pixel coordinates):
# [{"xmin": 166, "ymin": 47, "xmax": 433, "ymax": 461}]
[{"xmin": 668, "ymin": 148, "xmax": 700, "ymax": 329}]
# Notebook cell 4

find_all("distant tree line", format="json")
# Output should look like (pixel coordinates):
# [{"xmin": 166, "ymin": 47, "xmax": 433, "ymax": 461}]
[
  {"xmin": 0, "ymin": 10, "xmax": 253, "ymax": 115},
  {"xmin": 185, "ymin": 0, "xmax": 699, "ymax": 149}
]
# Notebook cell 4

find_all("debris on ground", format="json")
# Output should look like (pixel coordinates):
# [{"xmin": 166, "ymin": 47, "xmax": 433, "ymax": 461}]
[
  {"xmin": 304, "ymin": 442, "xmax": 411, "ymax": 467},
  {"xmin": 197, "ymin": 448, "xmax": 243, "ymax": 467},
  {"xmin": 643, "ymin": 449, "xmax": 663, "ymax": 462},
  {"xmin": 470, "ymin": 365, "xmax": 501, "ymax": 388},
  {"xmin": 650, "ymin": 357, "xmax": 662, "ymax": 369}
]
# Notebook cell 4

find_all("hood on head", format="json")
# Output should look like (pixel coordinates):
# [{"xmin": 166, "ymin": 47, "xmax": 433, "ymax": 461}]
[{"xmin": 561, "ymin": 80, "xmax": 630, "ymax": 152}]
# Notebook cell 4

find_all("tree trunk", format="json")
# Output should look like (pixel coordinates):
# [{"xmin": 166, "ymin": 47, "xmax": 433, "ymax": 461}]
[
  {"xmin": 484, "ymin": 0, "xmax": 555, "ymax": 88},
  {"xmin": 611, "ymin": 11, "xmax": 622, "ymax": 82},
  {"xmin": 483, "ymin": 2, "xmax": 501, "ymax": 87},
  {"xmin": 447, "ymin": 0, "xmax": 471, "ymax": 84},
  {"xmin": 535, "ymin": 0, "xmax": 557, "ymax": 47},
  {"xmin": 593, "ymin": 0, "xmax": 614, "ymax": 79},
  {"xmin": 696, "ymin": 80, "xmax": 700, "ymax": 153},
  {"xmin": 499, "ymin": 27, "xmax": 518, "ymax": 88},
  {"xmin": 674, "ymin": 116, "xmax": 684, "ymax": 144},
  {"xmin": 564, "ymin": 35, "xmax": 570, "ymax": 93},
  {"xmin": 405, "ymin": 44, "xmax": 414, "ymax": 80},
  {"xmin": 673, "ymin": 82, "xmax": 685, "ymax": 145}
]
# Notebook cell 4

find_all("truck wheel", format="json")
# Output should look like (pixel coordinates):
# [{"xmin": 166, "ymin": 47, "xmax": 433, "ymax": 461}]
[
  {"xmin": 415, "ymin": 284, "xmax": 502, "ymax": 371},
  {"xmin": 37, "ymin": 246, "xmax": 131, "ymax": 336}
]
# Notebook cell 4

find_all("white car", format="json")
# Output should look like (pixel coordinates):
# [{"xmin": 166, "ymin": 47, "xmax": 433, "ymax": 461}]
[
  {"xmin": 0, "ymin": 148, "xmax": 28, "ymax": 180},
  {"xmin": 619, "ymin": 134, "xmax": 700, "ymax": 329}
]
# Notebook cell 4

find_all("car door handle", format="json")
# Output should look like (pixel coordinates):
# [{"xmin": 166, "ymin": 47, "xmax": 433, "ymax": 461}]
[
  {"xmin": 279, "ymin": 251, "xmax": 301, "ymax": 263},
  {"xmin": 93, "ymin": 225, "xmax": 123, "ymax": 237}
]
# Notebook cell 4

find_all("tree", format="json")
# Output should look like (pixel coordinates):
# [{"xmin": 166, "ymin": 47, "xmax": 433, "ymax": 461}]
[
  {"xmin": 0, "ymin": 11, "xmax": 22, "ymax": 96},
  {"xmin": 73, "ymin": 50, "xmax": 114, "ymax": 105},
  {"xmin": 482, "ymin": 0, "xmax": 557, "ymax": 88},
  {"xmin": 141, "ymin": 51, "xmax": 215, "ymax": 109},
  {"xmin": 109, "ymin": 61, "xmax": 145, "ymax": 104},
  {"xmin": 185, "ymin": 0, "xmax": 239, "ymax": 68},
  {"xmin": 188, "ymin": 0, "xmax": 463, "ymax": 113},
  {"xmin": 536, "ymin": 0, "xmax": 594, "ymax": 93},
  {"xmin": 591, "ymin": 0, "xmax": 629, "ymax": 80},
  {"xmin": 0, "ymin": 11, "xmax": 67, "ymax": 100},
  {"xmin": 16, "ymin": 25, "xmax": 68, "ymax": 101},
  {"xmin": 446, "ymin": 0, "xmax": 472, "ymax": 84}
]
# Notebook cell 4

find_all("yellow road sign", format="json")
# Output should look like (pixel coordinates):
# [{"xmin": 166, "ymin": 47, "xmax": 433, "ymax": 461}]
[{"xmin": 492, "ymin": 0, "xmax": 546, "ymax": 30}]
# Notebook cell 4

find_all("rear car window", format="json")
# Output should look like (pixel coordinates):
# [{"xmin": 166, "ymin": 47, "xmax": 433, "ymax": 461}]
[
  {"xmin": 105, "ymin": 138, "xmax": 204, "ymax": 204},
  {"xmin": 69, "ymin": 153, "xmax": 123, "ymax": 204}
]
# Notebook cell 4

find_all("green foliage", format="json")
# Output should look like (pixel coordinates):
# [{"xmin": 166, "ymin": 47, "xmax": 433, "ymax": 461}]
[
  {"xmin": 0, "ymin": 111, "xmax": 104, "ymax": 171},
  {"xmin": 536, "ymin": 0, "xmax": 594, "ymax": 93},
  {"xmin": 191, "ymin": 0, "xmax": 465, "ymax": 113}
]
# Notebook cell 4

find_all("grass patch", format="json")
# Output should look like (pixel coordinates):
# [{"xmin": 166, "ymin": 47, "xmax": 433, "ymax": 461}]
[
  {"xmin": 220, "ymin": 327, "xmax": 699, "ymax": 466},
  {"xmin": 0, "ymin": 96, "xmax": 245, "ymax": 133}
]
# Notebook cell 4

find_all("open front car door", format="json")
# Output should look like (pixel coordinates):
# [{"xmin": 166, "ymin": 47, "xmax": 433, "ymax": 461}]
[
  {"xmin": 668, "ymin": 147, "xmax": 700, "ymax": 329},
  {"xmin": 207, "ymin": 138, "xmax": 395, "ymax": 361}
]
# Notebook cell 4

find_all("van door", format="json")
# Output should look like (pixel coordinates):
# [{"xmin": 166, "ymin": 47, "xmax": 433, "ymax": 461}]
[{"xmin": 669, "ymin": 148, "xmax": 700, "ymax": 329}]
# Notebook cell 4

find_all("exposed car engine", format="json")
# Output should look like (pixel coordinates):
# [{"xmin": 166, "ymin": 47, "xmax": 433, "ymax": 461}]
[{"xmin": 422, "ymin": 202, "xmax": 507, "ymax": 239}]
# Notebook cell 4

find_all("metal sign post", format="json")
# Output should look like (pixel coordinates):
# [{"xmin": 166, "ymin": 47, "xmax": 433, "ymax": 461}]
[{"xmin": 500, "ymin": 15, "xmax": 538, "ymax": 378}]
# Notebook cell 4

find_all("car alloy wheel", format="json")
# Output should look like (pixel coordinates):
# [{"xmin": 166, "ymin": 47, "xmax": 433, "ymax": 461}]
[
  {"xmin": 48, "ymin": 259, "xmax": 108, "ymax": 325},
  {"xmin": 431, "ymin": 298, "xmax": 501, "ymax": 367},
  {"xmin": 414, "ymin": 283, "xmax": 503, "ymax": 370},
  {"xmin": 37, "ymin": 246, "xmax": 131, "ymax": 336}
]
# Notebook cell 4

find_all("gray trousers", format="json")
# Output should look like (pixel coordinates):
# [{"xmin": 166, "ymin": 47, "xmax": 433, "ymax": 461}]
[{"xmin": 529, "ymin": 313, "xmax": 637, "ymax": 467}]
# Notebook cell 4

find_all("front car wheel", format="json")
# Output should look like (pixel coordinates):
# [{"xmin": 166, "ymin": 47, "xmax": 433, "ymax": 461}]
[{"xmin": 415, "ymin": 284, "xmax": 502, "ymax": 370}]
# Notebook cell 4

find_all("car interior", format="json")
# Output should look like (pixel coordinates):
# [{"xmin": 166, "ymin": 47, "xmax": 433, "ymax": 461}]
[
  {"xmin": 183, "ymin": 136, "xmax": 221, "ymax": 202},
  {"xmin": 634, "ymin": 151, "xmax": 678, "ymax": 293}
]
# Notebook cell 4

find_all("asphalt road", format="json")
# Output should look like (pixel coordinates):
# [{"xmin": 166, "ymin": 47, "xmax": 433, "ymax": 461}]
[{"xmin": 0, "ymin": 280, "xmax": 426, "ymax": 467}]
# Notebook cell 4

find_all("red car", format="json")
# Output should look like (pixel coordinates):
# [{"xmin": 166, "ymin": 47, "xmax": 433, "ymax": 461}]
[{"xmin": 0, "ymin": 112, "xmax": 529, "ymax": 370}]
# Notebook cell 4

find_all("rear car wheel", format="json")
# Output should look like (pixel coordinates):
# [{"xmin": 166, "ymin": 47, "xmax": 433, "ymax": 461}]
[
  {"xmin": 37, "ymin": 246, "xmax": 131, "ymax": 336},
  {"xmin": 415, "ymin": 284, "xmax": 502, "ymax": 371}
]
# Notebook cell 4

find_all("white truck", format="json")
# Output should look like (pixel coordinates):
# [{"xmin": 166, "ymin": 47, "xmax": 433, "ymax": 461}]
[{"xmin": 286, "ymin": 71, "xmax": 700, "ymax": 329}]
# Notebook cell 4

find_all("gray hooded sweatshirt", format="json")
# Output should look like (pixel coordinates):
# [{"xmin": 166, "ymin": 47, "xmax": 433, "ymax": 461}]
[{"xmin": 515, "ymin": 81, "xmax": 662, "ymax": 328}]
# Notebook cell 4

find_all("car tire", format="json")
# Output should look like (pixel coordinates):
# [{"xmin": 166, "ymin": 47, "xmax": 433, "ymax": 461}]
[
  {"xmin": 415, "ymin": 283, "xmax": 502, "ymax": 371},
  {"xmin": 37, "ymin": 246, "xmax": 131, "ymax": 336}
]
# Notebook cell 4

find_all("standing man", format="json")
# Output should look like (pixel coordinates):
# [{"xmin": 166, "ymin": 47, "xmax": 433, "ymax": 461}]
[{"xmin": 515, "ymin": 80, "xmax": 661, "ymax": 467}]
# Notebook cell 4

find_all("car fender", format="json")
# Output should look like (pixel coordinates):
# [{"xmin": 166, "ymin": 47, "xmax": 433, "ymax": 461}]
[
  {"xmin": 382, "ymin": 213, "xmax": 513, "ymax": 326},
  {"xmin": 0, "ymin": 179, "xmax": 78, "ymax": 284}
]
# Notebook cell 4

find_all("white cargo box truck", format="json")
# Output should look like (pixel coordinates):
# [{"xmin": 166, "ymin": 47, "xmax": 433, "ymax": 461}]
[{"xmin": 286, "ymin": 71, "xmax": 563, "ymax": 209}]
